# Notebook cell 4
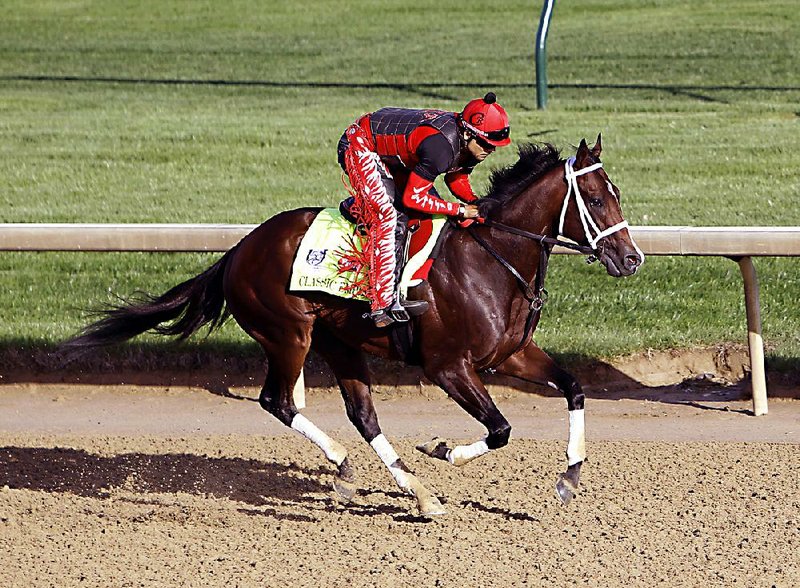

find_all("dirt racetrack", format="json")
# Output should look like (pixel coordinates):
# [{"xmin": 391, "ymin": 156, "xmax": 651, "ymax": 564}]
[{"xmin": 1, "ymin": 372, "xmax": 798, "ymax": 587}]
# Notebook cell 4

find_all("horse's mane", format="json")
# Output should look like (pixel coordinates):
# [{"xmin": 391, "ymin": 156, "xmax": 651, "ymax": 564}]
[{"xmin": 482, "ymin": 142, "xmax": 562, "ymax": 204}]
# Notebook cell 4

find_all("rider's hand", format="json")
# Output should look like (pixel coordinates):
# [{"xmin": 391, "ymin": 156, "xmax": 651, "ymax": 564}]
[
  {"xmin": 457, "ymin": 204, "xmax": 485, "ymax": 227},
  {"xmin": 456, "ymin": 204, "xmax": 483, "ymax": 227},
  {"xmin": 459, "ymin": 204, "xmax": 480, "ymax": 219}
]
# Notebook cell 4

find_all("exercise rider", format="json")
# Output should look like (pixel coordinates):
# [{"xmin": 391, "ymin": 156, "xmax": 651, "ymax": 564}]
[{"xmin": 338, "ymin": 92, "xmax": 512, "ymax": 327}]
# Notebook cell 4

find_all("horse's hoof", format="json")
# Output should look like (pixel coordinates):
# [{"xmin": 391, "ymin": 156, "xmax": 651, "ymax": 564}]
[
  {"xmin": 332, "ymin": 477, "xmax": 358, "ymax": 503},
  {"xmin": 415, "ymin": 438, "xmax": 450, "ymax": 461},
  {"xmin": 555, "ymin": 474, "xmax": 577, "ymax": 506},
  {"xmin": 417, "ymin": 495, "xmax": 447, "ymax": 517}
]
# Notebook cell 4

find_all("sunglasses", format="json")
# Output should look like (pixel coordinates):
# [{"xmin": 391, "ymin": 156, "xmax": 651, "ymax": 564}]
[
  {"xmin": 472, "ymin": 126, "xmax": 510, "ymax": 150},
  {"xmin": 474, "ymin": 136, "xmax": 495, "ymax": 150},
  {"xmin": 485, "ymin": 127, "xmax": 510, "ymax": 142}
]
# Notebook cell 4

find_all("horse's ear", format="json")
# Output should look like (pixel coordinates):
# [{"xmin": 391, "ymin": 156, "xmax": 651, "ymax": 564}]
[
  {"xmin": 576, "ymin": 138, "xmax": 590, "ymax": 165},
  {"xmin": 591, "ymin": 133, "xmax": 602, "ymax": 158}
]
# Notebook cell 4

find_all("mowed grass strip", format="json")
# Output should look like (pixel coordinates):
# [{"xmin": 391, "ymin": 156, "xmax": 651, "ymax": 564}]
[{"xmin": 0, "ymin": 1, "xmax": 798, "ymax": 366}]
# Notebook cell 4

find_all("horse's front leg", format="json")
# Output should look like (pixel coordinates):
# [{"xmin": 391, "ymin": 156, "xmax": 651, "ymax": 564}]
[
  {"xmin": 493, "ymin": 341, "xmax": 585, "ymax": 505},
  {"xmin": 417, "ymin": 359, "xmax": 512, "ymax": 467}
]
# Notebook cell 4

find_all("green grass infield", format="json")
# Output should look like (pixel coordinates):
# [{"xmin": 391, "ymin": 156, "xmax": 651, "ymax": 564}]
[{"xmin": 1, "ymin": 0, "xmax": 798, "ymax": 373}]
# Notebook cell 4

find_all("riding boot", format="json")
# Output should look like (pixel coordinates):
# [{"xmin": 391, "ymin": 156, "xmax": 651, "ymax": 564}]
[
  {"xmin": 368, "ymin": 214, "xmax": 428, "ymax": 328},
  {"xmin": 388, "ymin": 212, "xmax": 428, "ymax": 323}
]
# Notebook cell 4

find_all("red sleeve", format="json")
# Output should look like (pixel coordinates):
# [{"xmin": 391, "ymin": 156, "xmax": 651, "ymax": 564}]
[
  {"xmin": 402, "ymin": 171, "xmax": 461, "ymax": 216},
  {"xmin": 444, "ymin": 171, "xmax": 477, "ymax": 202}
]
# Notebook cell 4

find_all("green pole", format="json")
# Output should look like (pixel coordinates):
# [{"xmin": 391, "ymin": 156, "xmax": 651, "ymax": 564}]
[{"xmin": 535, "ymin": 0, "xmax": 556, "ymax": 109}]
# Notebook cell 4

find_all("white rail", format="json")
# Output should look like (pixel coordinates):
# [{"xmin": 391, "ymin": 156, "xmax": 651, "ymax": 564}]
[
  {"xmin": 3, "ymin": 223, "xmax": 799, "ymax": 416},
  {"xmin": 0, "ymin": 223, "xmax": 258, "ymax": 252}
]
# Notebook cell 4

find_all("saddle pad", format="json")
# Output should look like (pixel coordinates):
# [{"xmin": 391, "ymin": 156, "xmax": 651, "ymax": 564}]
[{"xmin": 289, "ymin": 208, "xmax": 446, "ymax": 300}]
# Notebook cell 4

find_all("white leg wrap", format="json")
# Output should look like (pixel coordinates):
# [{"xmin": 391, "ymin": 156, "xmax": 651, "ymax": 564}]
[
  {"xmin": 566, "ymin": 409, "xmax": 586, "ymax": 466},
  {"xmin": 448, "ymin": 439, "xmax": 490, "ymax": 466},
  {"xmin": 370, "ymin": 434, "xmax": 399, "ymax": 466},
  {"xmin": 370, "ymin": 434, "xmax": 412, "ymax": 490},
  {"xmin": 290, "ymin": 414, "xmax": 347, "ymax": 465},
  {"xmin": 292, "ymin": 369, "xmax": 306, "ymax": 410}
]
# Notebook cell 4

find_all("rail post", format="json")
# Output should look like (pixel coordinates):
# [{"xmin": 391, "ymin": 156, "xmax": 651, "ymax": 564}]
[
  {"xmin": 735, "ymin": 256, "xmax": 768, "ymax": 416},
  {"xmin": 535, "ymin": 0, "xmax": 556, "ymax": 109}
]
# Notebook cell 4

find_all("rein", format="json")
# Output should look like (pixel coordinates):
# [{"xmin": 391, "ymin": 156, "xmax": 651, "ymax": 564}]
[
  {"xmin": 466, "ymin": 220, "xmax": 594, "ymax": 358},
  {"xmin": 465, "ymin": 157, "xmax": 620, "ymax": 359}
]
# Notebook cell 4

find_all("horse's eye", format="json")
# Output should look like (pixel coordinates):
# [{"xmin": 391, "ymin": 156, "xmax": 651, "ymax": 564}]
[{"xmin": 589, "ymin": 197, "xmax": 603, "ymax": 208}]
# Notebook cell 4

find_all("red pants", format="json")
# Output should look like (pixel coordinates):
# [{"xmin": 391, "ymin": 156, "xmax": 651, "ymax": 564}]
[{"xmin": 342, "ymin": 125, "xmax": 397, "ymax": 311}]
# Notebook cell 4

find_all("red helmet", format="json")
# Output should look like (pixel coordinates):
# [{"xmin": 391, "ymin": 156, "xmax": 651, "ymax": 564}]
[{"xmin": 459, "ymin": 92, "xmax": 511, "ymax": 147}]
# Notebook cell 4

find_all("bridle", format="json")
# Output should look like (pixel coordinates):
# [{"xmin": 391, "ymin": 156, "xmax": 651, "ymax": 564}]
[
  {"xmin": 560, "ymin": 156, "xmax": 629, "ymax": 249},
  {"xmin": 466, "ymin": 156, "xmax": 630, "ymax": 359}
]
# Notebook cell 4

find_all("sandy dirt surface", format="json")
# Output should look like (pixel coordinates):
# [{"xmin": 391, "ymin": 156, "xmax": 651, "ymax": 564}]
[{"xmin": 1, "ymin": 379, "xmax": 798, "ymax": 587}]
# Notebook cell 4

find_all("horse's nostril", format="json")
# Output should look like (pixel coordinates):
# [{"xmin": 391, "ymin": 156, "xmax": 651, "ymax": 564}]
[{"xmin": 625, "ymin": 254, "xmax": 641, "ymax": 269}]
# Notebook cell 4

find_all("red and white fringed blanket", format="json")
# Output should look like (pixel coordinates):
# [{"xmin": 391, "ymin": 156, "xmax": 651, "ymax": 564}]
[{"xmin": 289, "ymin": 208, "xmax": 446, "ymax": 301}]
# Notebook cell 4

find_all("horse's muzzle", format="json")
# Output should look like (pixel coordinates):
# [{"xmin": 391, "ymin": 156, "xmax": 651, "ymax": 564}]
[{"xmin": 599, "ymin": 247, "xmax": 643, "ymax": 277}]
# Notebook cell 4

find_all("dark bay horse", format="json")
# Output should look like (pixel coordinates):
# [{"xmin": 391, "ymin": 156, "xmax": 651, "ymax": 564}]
[{"xmin": 62, "ymin": 136, "xmax": 643, "ymax": 516}]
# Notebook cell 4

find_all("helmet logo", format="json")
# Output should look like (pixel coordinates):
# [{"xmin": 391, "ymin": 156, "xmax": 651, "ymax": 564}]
[{"xmin": 469, "ymin": 113, "xmax": 485, "ymax": 126}]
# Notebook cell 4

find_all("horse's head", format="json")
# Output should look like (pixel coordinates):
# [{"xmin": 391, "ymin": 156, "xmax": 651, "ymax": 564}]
[{"xmin": 558, "ymin": 135, "xmax": 644, "ymax": 277}]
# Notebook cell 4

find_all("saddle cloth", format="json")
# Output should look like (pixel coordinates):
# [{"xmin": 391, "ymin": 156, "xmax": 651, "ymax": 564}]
[{"xmin": 289, "ymin": 208, "xmax": 446, "ymax": 300}]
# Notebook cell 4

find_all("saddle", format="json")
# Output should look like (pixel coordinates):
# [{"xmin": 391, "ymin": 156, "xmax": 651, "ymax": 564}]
[{"xmin": 289, "ymin": 207, "xmax": 447, "ymax": 303}]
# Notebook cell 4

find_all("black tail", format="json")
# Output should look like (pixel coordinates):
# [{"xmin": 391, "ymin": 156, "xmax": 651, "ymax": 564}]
[{"xmin": 59, "ymin": 249, "xmax": 234, "ymax": 360}]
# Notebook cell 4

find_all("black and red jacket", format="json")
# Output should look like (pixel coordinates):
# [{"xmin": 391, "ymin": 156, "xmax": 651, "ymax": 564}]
[{"xmin": 354, "ymin": 107, "xmax": 479, "ymax": 215}]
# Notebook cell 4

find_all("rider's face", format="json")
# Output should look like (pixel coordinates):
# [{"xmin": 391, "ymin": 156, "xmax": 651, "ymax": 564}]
[{"xmin": 467, "ymin": 136, "xmax": 496, "ymax": 161}]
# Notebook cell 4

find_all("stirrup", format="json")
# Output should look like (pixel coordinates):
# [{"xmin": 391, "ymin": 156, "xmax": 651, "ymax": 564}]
[
  {"xmin": 369, "ymin": 308, "xmax": 395, "ymax": 328},
  {"xmin": 391, "ymin": 298, "xmax": 429, "ymax": 320},
  {"xmin": 388, "ymin": 300, "xmax": 410, "ymax": 323},
  {"xmin": 368, "ymin": 298, "xmax": 429, "ymax": 328}
]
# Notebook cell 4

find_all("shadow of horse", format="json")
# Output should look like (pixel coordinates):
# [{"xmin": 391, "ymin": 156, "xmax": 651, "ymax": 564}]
[
  {"xmin": 0, "ymin": 446, "xmax": 331, "ymax": 521},
  {"xmin": 0, "ymin": 446, "xmax": 451, "ymax": 522},
  {"xmin": 460, "ymin": 499, "xmax": 540, "ymax": 523}
]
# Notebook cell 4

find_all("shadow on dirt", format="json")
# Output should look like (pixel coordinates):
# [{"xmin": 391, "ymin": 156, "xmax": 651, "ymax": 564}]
[
  {"xmin": 0, "ymin": 445, "xmax": 438, "ymax": 522},
  {"xmin": 1, "ymin": 341, "xmax": 797, "ymax": 407},
  {"xmin": 0, "ymin": 445, "xmax": 329, "ymax": 520}
]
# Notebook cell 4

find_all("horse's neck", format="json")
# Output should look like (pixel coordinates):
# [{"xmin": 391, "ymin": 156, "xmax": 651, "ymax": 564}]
[
  {"xmin": 451, "ymin": 169, "xmax": 564, "ymax": 300},
  {"xmin": 492, "ymin": 167, "xmax": 565, "ymax": 238}
]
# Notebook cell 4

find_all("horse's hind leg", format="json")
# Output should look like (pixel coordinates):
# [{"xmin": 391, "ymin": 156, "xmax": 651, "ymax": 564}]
[
  {"xmin": 221, "ymin": 214, "xmax": 355, "ymax": 499},
  {"xmin": 493, "ymin": 342, "xmax": 586, "ymax": 505},
  {"xmin": 313, "ymin": 328, "xmax": 445, "ymax": 516},
  {"xmin": 251, "ymin": 327, "xmax": 353, "ymax": 492}
]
